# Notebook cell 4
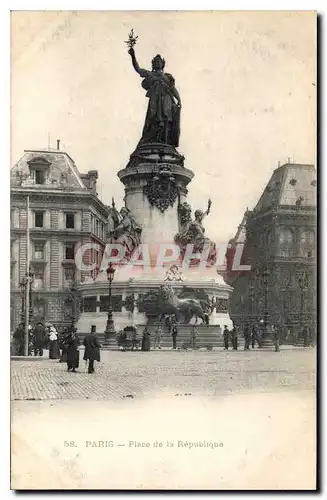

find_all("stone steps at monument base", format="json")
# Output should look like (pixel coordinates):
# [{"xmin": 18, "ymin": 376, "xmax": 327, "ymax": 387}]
[{"xmin": 79, "ymin": 329, "xmax": 241, "ymax": 349}]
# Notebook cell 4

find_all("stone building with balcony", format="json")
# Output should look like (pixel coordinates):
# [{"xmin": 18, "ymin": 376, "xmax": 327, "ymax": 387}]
[
  {"xmin": 10, "ymin": 145, "xmax": 109, "ymax": 330},
  {"xmin": 226, "ymin": 162, "xmax": 317, "ymax": 333}
]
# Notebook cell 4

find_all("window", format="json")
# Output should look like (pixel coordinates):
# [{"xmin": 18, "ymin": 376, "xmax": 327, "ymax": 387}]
[
  {"xmin": 34, "ymin": 211, "xmax": 44, "ymax": 228},
  {"xmin": 35, "ymin": 169, "xmax": 45, "ymax": 184},
  {"xmin": 100, "ymin": 295, "xmax": 122, "ymax": 312},
  {"xmin": 300, "ymin": 230, "xmax": 315, "ymax": 257},
  {"xmin": 34, "ymin": 242, "xmax": 44, "ymax": 259},
  {"xmin": 83, "ymin": 296, "xmax": 97, "ymax": 313},
  {"xmin": 278, "ymin": 228, "xmax": 295, "ymax": 257},
  {"xmin": 64, "ymin": 299, "xmax": 73, "ymax": 320},
  {"xmin": 96, "ymin": 220, "xmax": 99, "ymax": 237},
  {"xmin": 279, "ymin": 228, "xmax": 294, "ymax": 244},
  {"xmin": 33, "ymin": 266, "xmax": 44, "ymax": 289},
  {"xmin": 65, "ymin": 243, "xmax": 75, "ymax": 260},
  {"xmin": 64, "ymin": 267, "xmax": 75, "ymax": 285},
  {"xmin": 66, "ymin": 213, "xmax": 75, "ymax": 229},
  {"xmin": 300, "ymin": 230, "xmax": 315, "ymax": 244}
]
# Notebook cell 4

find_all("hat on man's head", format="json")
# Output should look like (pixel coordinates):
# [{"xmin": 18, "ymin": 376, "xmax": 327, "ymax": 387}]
[{"xmin": 91, "ymin": 325, "xmax": 96, "ymax": 333}]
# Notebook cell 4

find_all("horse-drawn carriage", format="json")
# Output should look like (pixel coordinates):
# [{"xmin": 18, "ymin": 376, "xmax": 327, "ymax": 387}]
[{"xmin": 117, "ymin": 326, "xmax": 140, "ymax": 351}]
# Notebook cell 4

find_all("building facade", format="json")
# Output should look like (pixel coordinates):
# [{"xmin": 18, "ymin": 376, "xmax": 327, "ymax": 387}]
[
  {"xmin": 10, "ymin": 146, "xmax": 109, "ymax": 331},
  {"xmin": 227, "ymin": 162, "xmax": 317, "ymax": 333}
]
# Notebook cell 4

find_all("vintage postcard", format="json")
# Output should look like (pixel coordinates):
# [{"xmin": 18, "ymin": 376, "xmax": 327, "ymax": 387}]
[{"xmin": 10, "ymin": 10, "xmax": 317, "ymax": 490}]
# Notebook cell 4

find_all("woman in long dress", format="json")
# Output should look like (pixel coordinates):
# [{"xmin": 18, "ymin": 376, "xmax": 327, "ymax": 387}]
[
  {"xmin": 141, "ymin": 327, "xmax": 151, "ymax": 352},
  {"xmin": 49, "ymin": 326, "xmax": 61, "ymax": 359},
  {"xmin": 66, "ymin": 328, "xmax": 80, "ymax": 372}
]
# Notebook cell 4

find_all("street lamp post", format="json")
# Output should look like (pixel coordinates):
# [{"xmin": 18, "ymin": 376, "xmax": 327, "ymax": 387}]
[
  {"xmin": 68, "ymin": 280, "xmax": 78, "ymax": 329},
  {"xmin": 104, "ymin": 263, "xmax": 116, "ymax": 347},
  {"xmin": 259, "ymin": 266, "xmax": 276, "ymax": 348},
  {"xmin": 298, "ymin": 272, "xmax": 308, "ymax": 346},
  {"xmin": 19, "ymin": 278, "xmax": 26, "ymax": 324},
  {"xmin": 262, "ymin": 266, "xmax": 270, "ymax": 338},
  {"xmin": 248, "ymin": 280, "xmax": 254, "ymax": 328},
  {"xmin": 28, "ymin": 267, "xmax": 34, "ymax": 326}
]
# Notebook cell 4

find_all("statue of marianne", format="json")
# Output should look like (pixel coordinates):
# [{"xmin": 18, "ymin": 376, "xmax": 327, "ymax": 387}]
[{"xmin": 128, "ymin": 47, "xmax": 182, "ymax": 147}]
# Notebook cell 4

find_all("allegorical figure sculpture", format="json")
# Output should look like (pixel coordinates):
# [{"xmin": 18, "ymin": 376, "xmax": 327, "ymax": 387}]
[
  {"xmin": 126, "ymin": 30, "xmax": 181, "ymax": 147},
  {"xmin": 107, "ymin": 200, "xmax": 142, "ymax": 260},
  {"xmin": 175, "ymin": 200, "xmax": 216, "ymax": 265}
]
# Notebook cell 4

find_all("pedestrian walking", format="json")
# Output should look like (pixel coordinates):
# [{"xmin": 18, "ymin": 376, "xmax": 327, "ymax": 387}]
[
  {"xmin": 251, "ymin": 324, "xmax": 259, "ymax": 348},
  {"xmin": 66, "ymin": 328, "xmax": 80, "ymax": 372},
  {"xmin": 59, "ymin": 328, "xmax": 69, "ymax": 363},
  {"xmin": 190, "ymin": 325, "xmax": 198, "ymax": 350},
  {"xmin": 171, "ymin": 324, "xmax": 178, "ymax": 350},
  {"xmin": 272, "ymin": 324, "xmax": 280, "ymax": 352},
  {"xmin": 154, "ymin": 325, "xmax": 162, "ymax": 349},
  {"xmin": 231, "ymin": 326, "xmax": 238, "ymax": 350},
  {"xmin": 83, "ymin": 325, "xmax": 101, "ymax": 374},
  {"xmin": 33, "ymin": 322, "xmax": 45, "ymax": 356},
  {"xmin": 302, "ymin": 325, "xmax": 310, "ymax": 347},
  {"xmin": 223, "ymin": 325, "xmax": 230, "ymax": 350},
  {"xmin": 243, "ymin": 325, "xmax": 251, "ymax": 351},
  {"xmin": 49, "ymin": 326, "xmax": 60, "ymax": 359},
  {"xmin": 131, "ymin": 326, "xmax": 138, "ymax": 351},
  {"xmin": 141, "ymin": 327, "xmax": 151, "ymax": 351}
]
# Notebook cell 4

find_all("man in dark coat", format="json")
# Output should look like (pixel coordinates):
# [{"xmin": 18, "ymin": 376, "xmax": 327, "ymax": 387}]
[
  {"xmin": 171, "ymin": 325, "xmax": 178, "ymax": 350},
  {"xmin": 251, "ymin": 324, "xmax": 259, "ymax": 348},
  {"xmin": 83, "ymin": 325, "xmax": 101, "ymax": 374},
  {"xmin": 302, "ymin": 325, "xmax": 310, "ymax": 347},
  {"xmin": 66, "ymin": 328, "xmax": 80, "ymax": 372},
  {"xmin": 230, "ymin": 326, "xmax": 238, "ymax": 350},
  {"xmin": 223, "ymin": 325, "xmax": 230, "ymax": 350},
  {"xmin": 33, "ymin": 322, "xmax": 45, "ymax": 356},
  {"xmin": 243, "ymin": 325, "xmax": 251, "ymax": 351},
  {"xmin": 13, "ymin": 323, "xmax": 25, "ymax": 355}
]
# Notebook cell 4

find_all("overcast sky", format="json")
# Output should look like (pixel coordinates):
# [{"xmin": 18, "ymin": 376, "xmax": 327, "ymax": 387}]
[{"xmin": 11, "ymin": 11, "xmax": 316, "ymax": 241}]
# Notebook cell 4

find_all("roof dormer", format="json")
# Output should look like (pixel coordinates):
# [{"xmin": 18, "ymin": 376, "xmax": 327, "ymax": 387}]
[{"xmin": 27, "ymin": 157, "xmax": 51, "ymax": 185}]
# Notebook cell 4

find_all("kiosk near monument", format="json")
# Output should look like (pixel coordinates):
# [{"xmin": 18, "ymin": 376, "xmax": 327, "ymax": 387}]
[{"xmin": 76, "ymin": 32, "xmax": 233, "ymax": 346}]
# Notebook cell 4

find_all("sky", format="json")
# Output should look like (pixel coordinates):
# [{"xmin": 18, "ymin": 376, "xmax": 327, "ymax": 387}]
[{"xmin": 11, "ymin": 10, "xmax": 316, "ymax": 241}]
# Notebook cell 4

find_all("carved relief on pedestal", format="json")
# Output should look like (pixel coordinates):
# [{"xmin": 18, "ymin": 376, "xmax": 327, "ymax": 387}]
[
  {"xmin": 143, "ymin": 165, "xmax": 179, "ymax": 213},
  {"xmin": 164, "ymin": 265, "xmax": 183, "ymax": 282}
]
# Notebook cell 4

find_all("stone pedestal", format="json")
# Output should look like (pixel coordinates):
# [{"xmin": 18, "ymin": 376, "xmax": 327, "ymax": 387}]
[
  {"xmin": 102, "ymin": 336, "xmax": 119, "ymax": 350},
  {"xmin": 118, "ymin": 142, "xmax": 194, "ymax": 245}
]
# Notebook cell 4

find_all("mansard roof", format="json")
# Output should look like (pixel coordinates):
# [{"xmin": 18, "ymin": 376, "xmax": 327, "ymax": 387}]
[
  {"xmin": 253, "ymin": 163, "xmax": 316, "ymax": 214},
  {"xmin": 11, "ymin": 148, "xmax": 88, "ymax": 190}
]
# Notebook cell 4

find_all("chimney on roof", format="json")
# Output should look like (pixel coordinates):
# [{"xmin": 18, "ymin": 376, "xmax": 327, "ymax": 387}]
[
  {"xmin": 288, "ymin": 157, "xmax": 291, "ymax": 163},
  {"xmin": 57, "ymin": 139, "xmax": 60, "ymax": 150},
  {"xmin": 278, "ymin": 161, "xmax": 280, "ymax": 168}
]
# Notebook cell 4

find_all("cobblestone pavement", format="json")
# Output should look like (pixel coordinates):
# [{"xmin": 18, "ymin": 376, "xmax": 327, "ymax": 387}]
[{"xmin": 11, "ymin": 347, "xmax": 316, "ymax": 401}]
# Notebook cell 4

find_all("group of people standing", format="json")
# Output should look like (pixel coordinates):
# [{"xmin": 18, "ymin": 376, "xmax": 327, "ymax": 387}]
[
  {"xmin": 138, "ymin": 324, "xmax": 196, "ymax": 351},
  {"xmin": 222, "ymin": 324, "xmax": 262, "ymax": 351},
  {"xmin": 12, "ymin": 322, "xmax": 102, "ymax": 374}
]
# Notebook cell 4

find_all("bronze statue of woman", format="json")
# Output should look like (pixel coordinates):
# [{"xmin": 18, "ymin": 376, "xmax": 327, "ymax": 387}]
[{"xmin": 128, "ymin": 47, "xmax": 181, "ymax": 147}]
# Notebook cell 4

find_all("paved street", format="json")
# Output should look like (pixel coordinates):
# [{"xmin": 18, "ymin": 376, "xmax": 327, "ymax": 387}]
[
  {"xmin": 11, "ymin": 347, "xmax": 316, "ymax": 401},
  {"xmin": 11, "ymin": 347, "xmax": 316, "ymax": 490}
]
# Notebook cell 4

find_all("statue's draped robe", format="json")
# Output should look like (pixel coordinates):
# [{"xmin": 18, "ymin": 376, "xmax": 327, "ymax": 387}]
[{"xmin": 140, "ymin": 71, "xmax": 180, "ymax": 147}]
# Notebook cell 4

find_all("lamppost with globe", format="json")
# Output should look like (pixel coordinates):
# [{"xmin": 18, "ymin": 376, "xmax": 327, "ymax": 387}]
[{"xmin": 104, "ymin": 262, "xmax": 116, "ymax": 344}]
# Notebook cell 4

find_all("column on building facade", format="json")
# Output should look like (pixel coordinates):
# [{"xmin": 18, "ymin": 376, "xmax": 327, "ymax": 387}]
[
  {"xmin": 96, "ymin": 294, "xmax": 100, "ymax": 313},
  {"xmin": 50, "ymin": 237, "xmax": 60, "ymax": 289},
  {"xmin": 121, "ymin": 291, "xmax": 127, "ymax": 314},
  {"xmin": 12, "ymin": 208, "xmax": 20, "ymax": 228}
]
